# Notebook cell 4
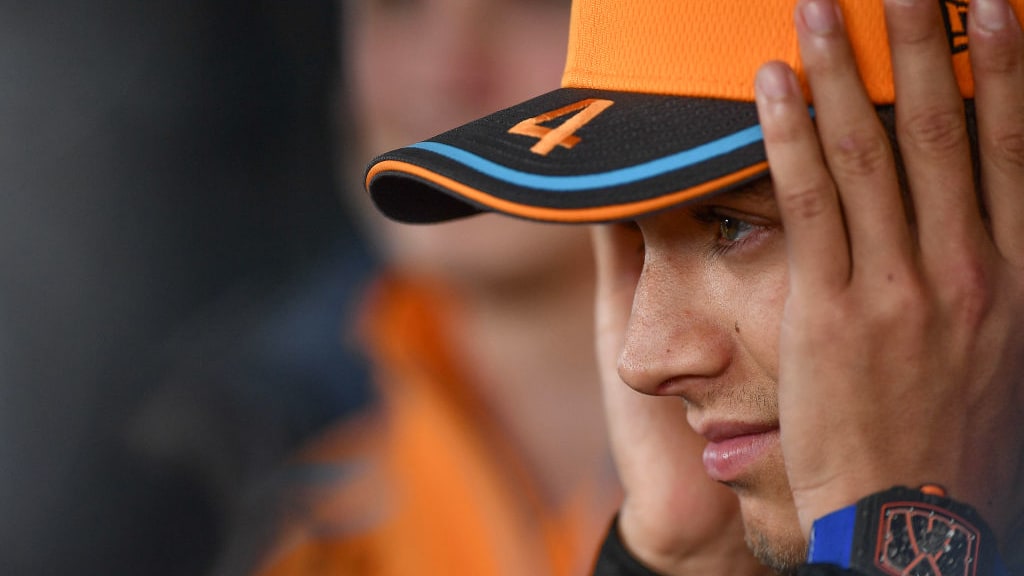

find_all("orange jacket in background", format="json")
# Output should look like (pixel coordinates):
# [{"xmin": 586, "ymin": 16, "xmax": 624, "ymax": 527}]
[{"xmin": 254, "ymin": 274, "xmax": 620, "ymax": 576}]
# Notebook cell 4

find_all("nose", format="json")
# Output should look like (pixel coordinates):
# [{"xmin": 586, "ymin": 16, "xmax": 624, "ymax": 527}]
[{"xmin": 617, "ymin": 254, "xmax": 733, "ymax": 399}]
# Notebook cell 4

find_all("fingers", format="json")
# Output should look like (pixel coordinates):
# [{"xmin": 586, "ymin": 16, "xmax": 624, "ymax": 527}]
[
  {"xmin": 755, "ymin": 62, "xmax": 849, "ymax": 294},
  {"xmin": 886, "ymin": 0, "xmax": 988, "ymax": 271},
  {"xmin": 970, "ymin": 0, "xmax": 1024, "ymax": 262},
  {"xmin": 795, "ymin": 0, "xmax": 913, "ymax": 284},
  {"xmin": 759, "ymin": 0, "xmax": 922, "ymax": 294},
  {"xmin": 761, "ymin": 0, "xmax": 1024, "ymax": 539},
  {"xmin": 765, "ymin": 0, "xmax": 1020, "ymax": 288},
  {"xmin": 592, "ymin": 223, "xmax": 641, "ymax": 374}
]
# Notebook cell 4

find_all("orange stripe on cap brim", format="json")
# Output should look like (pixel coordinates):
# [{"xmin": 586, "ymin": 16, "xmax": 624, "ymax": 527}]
[{"xmin": 366, "ymin": 160, "xmax": 771, "ymax": 223}]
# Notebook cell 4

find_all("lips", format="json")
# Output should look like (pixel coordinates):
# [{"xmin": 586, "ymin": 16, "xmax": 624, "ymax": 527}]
[{"xmin": 698, "ymin": 422, "xmax": 780, "ymax": 483}]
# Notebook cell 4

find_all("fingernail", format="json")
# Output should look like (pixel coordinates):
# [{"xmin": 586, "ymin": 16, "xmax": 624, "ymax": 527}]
[
  {"xmin": 756, "ymin": 64, "xmax": 794, "ymax": 101},
  {"xmin": 974, "ymin": 0, "xmax": 1009, "ymax": 32},
  {"xmin": 800, "ymin": 0, "xmax": 840, "ymax": 36}
]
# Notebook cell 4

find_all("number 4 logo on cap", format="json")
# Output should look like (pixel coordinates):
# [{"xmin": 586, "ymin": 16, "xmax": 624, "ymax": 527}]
[{"xmin": 508, "ymin": 98, "xmax": 614, "ymax": 156}]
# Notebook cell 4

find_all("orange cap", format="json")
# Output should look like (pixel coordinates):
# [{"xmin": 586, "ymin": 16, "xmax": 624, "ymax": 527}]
[
  {"xmin": 366, "ymin": 0, "xmax": 1000, "ymax": 224},
  {"xmin": 562, "ymin": 0, "xmax": 974, "ymax": 103}
]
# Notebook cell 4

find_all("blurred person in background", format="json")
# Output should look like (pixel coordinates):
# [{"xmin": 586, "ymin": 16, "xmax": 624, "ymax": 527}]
[{"xmin": 236, "ymin": 0, "xmax": 622, "ymax": 574}]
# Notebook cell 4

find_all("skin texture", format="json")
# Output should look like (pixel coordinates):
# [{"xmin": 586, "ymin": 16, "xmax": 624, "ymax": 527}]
[
  {"xmin": 597, "ymin": 0, "xmax": 1024, "ymax": 572},
  {"xmin": 593, "ymin": 210, "xmax": 777, "ymax": 575}
]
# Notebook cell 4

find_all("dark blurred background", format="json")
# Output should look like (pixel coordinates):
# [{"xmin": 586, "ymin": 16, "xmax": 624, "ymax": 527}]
[{"xmin": 0, "ymin": 2, "xmax": 373, "ymax": 574}]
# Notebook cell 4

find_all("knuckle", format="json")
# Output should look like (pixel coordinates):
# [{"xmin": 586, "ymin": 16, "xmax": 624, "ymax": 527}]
[
  {"xmin": 777, "ymin": 180, "xmax": 834, "ymax": 221},
  {"xmin": 898, "ymin": 107, "xmax": 967, "ymax": 156},
  {"xmin": 988, "ymin": 129, "xmax": 1024, "ymax": 171},
  {"xmin": 886, "ymin": 20, "xmax": 936, "ymax": 49},
  {"xmin": 865, "ymin": 276, "xmax": 928, "ymax": 329},
  {"xmin": 826, "ymin": 128, "xmax": 891, "ymax": 179},
  {"xmin": 942, "ymin": 258, "xmax": 994, "ymax": 330}
]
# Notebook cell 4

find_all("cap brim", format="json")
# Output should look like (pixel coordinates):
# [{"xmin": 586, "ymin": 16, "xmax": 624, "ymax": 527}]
[{"xmin": 365, "ymin": 87, "xmax": 770, "ymax": 224}]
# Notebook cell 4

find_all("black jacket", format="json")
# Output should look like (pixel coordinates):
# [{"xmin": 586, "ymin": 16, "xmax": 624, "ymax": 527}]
[{"xmin": 590, "ymin": 515, "xmax": 979, "ymax": 576}]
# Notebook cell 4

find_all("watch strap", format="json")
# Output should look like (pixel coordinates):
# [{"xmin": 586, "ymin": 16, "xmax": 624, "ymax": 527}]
[{"xmin": 808, "ymin": 486, "xmax": 1008, "ymax": 576}]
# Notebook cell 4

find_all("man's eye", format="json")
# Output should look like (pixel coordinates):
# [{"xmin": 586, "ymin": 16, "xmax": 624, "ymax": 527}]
[{"xmin": 719, "ymin": 217, "xmax": 753, "ymax": 242}]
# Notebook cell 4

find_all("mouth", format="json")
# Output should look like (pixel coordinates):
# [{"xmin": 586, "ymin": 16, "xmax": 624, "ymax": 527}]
[{"xmin": 696, "ymin": 421, "xmax": 779, "ymax": 484}]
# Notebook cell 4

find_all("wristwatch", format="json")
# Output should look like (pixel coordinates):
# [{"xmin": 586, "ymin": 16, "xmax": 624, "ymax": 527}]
[{"xmin": 807, "ymin": 485, "xmax": 1008, "ymax": 576}]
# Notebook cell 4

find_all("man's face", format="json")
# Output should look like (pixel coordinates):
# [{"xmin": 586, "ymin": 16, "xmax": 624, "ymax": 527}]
[{"xmin": 597, "ymin": 180, "xmax": 807, "ymax": 570}]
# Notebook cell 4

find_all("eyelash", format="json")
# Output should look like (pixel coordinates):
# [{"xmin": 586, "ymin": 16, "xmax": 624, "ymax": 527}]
[
  {"xmin": 617, "ymin": 207, "xmax": 770, "ymax": 260},
  {"xmin": 692, "ymin": 208, "xmax": 765, "ymax": 257}
]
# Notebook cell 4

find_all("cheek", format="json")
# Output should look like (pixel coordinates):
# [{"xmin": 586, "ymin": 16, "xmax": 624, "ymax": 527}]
[
  {"xmin": 752, "ymin": 273, "xmax": 788, "ymax": 376},
  {"xmin": 719, "ymin": 261, "xmax": 789, "ymax": 378}
]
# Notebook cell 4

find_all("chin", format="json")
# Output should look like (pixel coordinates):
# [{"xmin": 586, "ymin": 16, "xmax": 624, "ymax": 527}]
[
  {"xmin": 745, "ymin": 528, "xmax": 806, "ymax": 576},
  {"xmin": 732, "ymin": 480, "xmax": 807, "ymax": 575}
]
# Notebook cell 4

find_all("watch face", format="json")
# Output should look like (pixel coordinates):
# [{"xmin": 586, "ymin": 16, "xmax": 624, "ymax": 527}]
[{"xmin": 874, "ymin": 501, "xmax": 981, "ymax": 576}]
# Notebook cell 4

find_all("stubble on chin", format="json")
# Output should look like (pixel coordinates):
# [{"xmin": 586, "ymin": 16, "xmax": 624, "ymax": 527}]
[
  {"xmin": 728, "ymin": 439, "xmax": 805, "ymax": 575},
  {"xmin": 744, "ymin": 526, "xmax": 806, "ymax": 576}
]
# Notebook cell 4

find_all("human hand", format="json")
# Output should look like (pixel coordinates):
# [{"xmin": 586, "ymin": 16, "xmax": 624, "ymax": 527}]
[
  {"xmin": 755, "ymin": 0, "xmax": 1024, "ymax": 538},
  {"xmin": 592, "ymin": 225, "xmax": 770, "ymax": 575}
]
